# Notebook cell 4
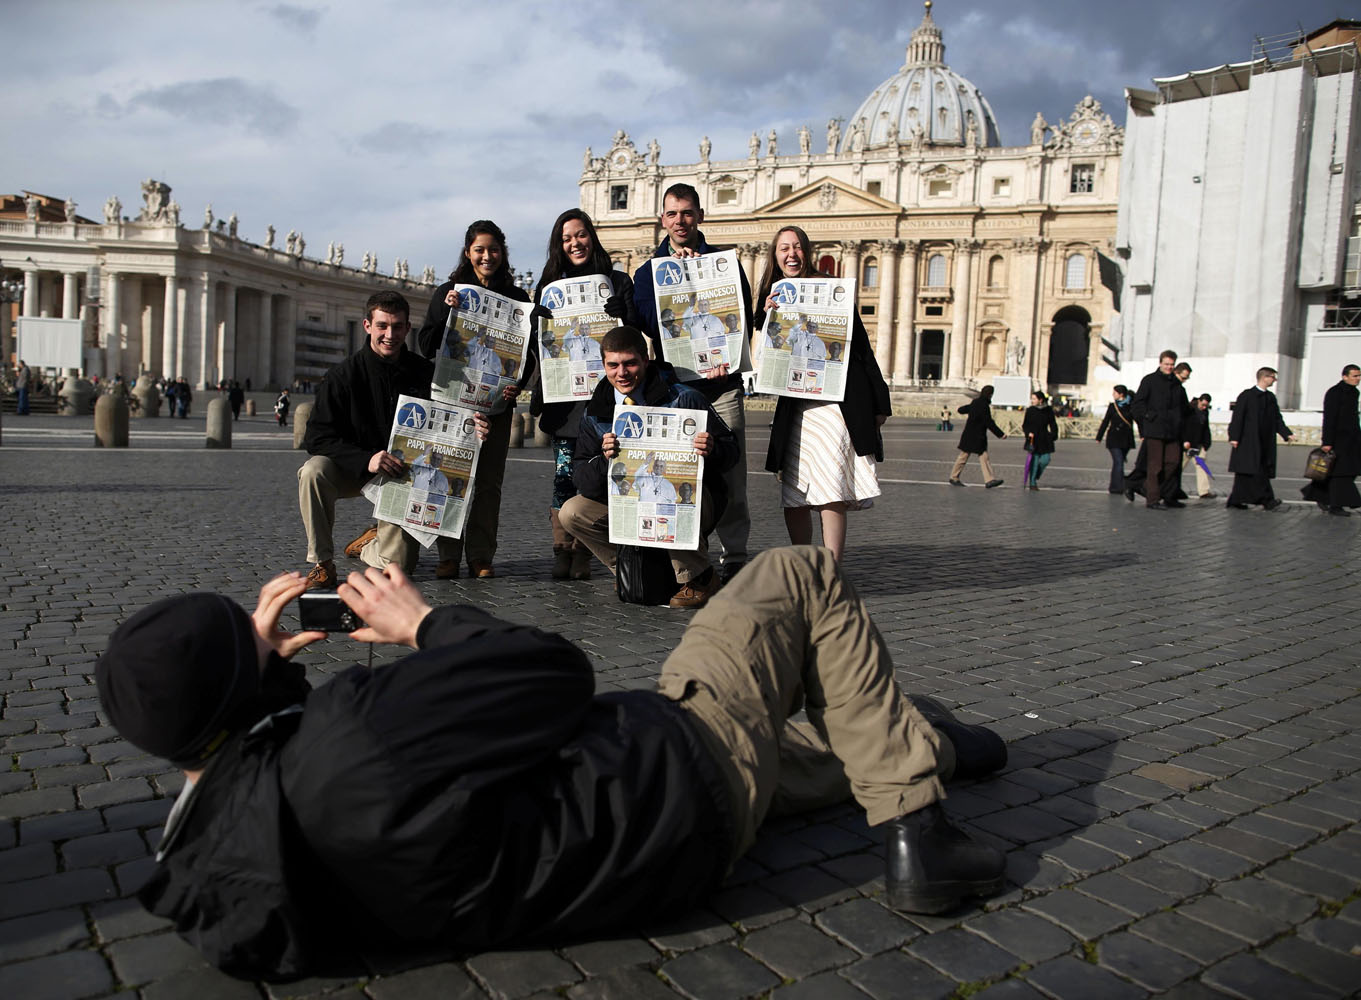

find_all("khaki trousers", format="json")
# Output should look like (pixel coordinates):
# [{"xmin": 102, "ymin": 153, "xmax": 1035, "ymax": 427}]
[
  {"xmin": 658, "ymin": 546, "xmax": 944, "ymax": 860},
  {"xmin": 559, "ymin": 488, "xmax": 718, "ymax": 582},
  {"xmin": 436, "ymin": 407, "xmax": 512, "ymax": 568},
  {"xmin": 297, "ymin": 456, "xmax": 418, "ymax": 570},
  {"xmin": 1194, "ymin": 457, "xmax": 1212, "ymax": 496},
  {"xmin": 950, "ymin": 450, "xmax": 995, "ymax": 483}
]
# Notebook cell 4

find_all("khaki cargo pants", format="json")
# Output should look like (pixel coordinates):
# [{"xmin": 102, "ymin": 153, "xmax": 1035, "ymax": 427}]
[{"xmin": 659, "ymin": 545, "xmax": 945, "ymax": 861}]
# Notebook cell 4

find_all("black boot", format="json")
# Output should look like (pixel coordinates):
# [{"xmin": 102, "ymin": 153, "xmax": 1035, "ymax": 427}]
[
  {"xmin": 907, "ymin": 695, "xmax": 1007, "ymax": 781},
  {"xmin": 885, "ymin": 804, "xmax": 1006, "ymax": 914}
]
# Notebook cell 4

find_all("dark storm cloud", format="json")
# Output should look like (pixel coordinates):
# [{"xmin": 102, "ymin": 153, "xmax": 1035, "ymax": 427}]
[
  {"xmin": 116, "ymin": 78, "xmax": 300, "ymax": 136},
  {"xmin": 263, "ymin": 3, "xmax": 326, "ymax": 33}
]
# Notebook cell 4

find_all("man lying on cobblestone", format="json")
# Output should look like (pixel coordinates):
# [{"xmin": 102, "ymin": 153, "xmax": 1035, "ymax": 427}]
[{"xmin": 95, "ymin": 547, "xmax": 1007, "ymax": 982}]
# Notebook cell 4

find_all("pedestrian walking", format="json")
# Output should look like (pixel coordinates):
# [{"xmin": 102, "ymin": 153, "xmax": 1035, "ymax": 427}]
[
  {"xmin": 1022, "ymin": 391, "xmax": 1058, "ymax": 490},
  {"xmin": 1226, "ymin": 367, "xmax": 1295, "ymax": 510},
  {"xmin": 274, "ymin": 388, "xmax": 290, "ymax": 427},
  {"xmin": 1300, "ymin": 363, "xmax": 1360, "ymax": 516},
  {"xmin": 949, "ymin": 385, "xmax": 1005, "ymax": 488},
  {"xmin": 1094, "ymin": 384, "xmax": 1135, "ymax": 493}
]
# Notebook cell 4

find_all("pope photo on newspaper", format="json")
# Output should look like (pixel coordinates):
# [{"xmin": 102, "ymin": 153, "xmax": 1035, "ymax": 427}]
[
  {"xmin": 607, "ymin": 404, "xmax": 707, "ymax": 550},
  {"xmin": 433, "ymin": 284, "xmax": 531, "ymax": 412}
]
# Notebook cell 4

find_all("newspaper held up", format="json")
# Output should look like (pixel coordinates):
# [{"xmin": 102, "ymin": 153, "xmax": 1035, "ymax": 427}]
[
  {"xmin": 753, "ymin": 276, "xmax": 854, "ymax": 402},
  {"xmin": 607, "ymin": 404, "xmax": 707, "ymax": 551},
  {"xmin": 650, "ymin": 249, "xmax": 750, "ymax": 381},
  {"xmin": 363, "ymin": 395, "xmax": 482, "ymax": 547},
  {"xmin": 537, "ymin": 273, "xmax": 613, "ymax": 403},
  {"xmin": 433, "ymin": 284, "xmax": 531, "ymax": 413}
]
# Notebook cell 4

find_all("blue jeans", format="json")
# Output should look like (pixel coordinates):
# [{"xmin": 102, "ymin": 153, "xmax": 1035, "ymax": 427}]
[
  {"xmin": 1108, "ymin": 447, "xmax": 1128, "ymax": 492},
  {"xmin": 15, "ymin": 387, "xmax": 28, "ymax": 414}
]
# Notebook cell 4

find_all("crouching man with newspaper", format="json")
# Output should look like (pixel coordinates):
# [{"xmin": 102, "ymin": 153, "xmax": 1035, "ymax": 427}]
[{"xmin": 561, "ymin": 326, "xmax": 736, "ymax": 609}]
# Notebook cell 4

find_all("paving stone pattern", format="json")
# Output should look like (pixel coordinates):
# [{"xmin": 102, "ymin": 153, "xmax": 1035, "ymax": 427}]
[{"xmin": 2, "ymin": 414, "xmax": 1359, "ymax": 998}]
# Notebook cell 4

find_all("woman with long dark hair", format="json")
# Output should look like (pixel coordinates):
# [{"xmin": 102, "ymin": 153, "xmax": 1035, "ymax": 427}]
[
  {"xmin": 1094, "ymin": 384, "xmax": 1135, "ymax": 494},
  {"xmin": 757, "ymin": 226, "xmax": 891, "ymax": 561},
  {"xmin": 1022, "ymin": 390, "xmax": 1059, "ymax": 490},
  {"xmin": 415, "ymin": 220, "xmax": 530, "ymax": 579},
  {"xmin": 530, "ymin": 209, "xmax": 639, "ymax": 579}
]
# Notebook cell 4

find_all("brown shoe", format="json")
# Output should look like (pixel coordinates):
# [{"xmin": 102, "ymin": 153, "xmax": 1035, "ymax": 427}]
[
  {"xmin": 668, "ymin": 571, "xmax": 718, "ymax": 609},
  {"xmin": 469, "ymin": 562, "xmax": 495, "ymax": 579},
  {"xmin": 344, "ymin": 525, "xmax": 378, "ymax": 559},
  {"xmin": 435, "ymin": 560, "xmax": 459, "ymax": 579},
  {"xmin": 552, "ymin": 548, "xmax": 572, "ymax": 580},
  {"xmin": 305, "ymin": 560, "xmax": 337, "ymax": 590},
  {"xmin": 570, "ymin": 548, "xmax": 592, "ymax": 580}
]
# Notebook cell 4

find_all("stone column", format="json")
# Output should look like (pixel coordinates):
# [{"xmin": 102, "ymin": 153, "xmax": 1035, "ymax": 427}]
[
  {"xmin": 1010, "ymin": 238, "xmax": 1044, "ymax": 381},
  {"xmin": 21, "ymin": 268, "xmax": 38, "ymax": 316},
  {"xmin": 739, "ymin": 243, "xmax": 762, "ymax": 299},
  {"xmin": 104, "ymin": 273, "xmax": 122, "ymax": 381},
  {"xmin": 874, "ymin": 239, "xmax": 900, "ymax": 374},
  {"xmin": 162, "ymin": 276, "xmax": 178, "ymax": 378},
  {"xmin": 894, "ymin": 241, "xmax": 919, "ymax": 380},
  {"xmin": 62, "ymin": 272, "xmax": 79, "ymax": 319},
  {"xmin": 258, "ymin": 292, "xmax": 274, "ymax": 388},
  {"xmin": 121, "ymin": 276, "xmax": 142, "ymax": 379},
  {"xmin": 197, "ymin": 272, "xmax": 215, "ymax": 389},
  {"xmin": 947, "ymin": 240, "xmax": 975, "ymax": 381},
  {"xmin": 217, "ymin": 282, "xmax": 236, "ymax": 383},
  {"xmin": 840, "ymin": 241, "xmax": 861, "ymax": 285}
]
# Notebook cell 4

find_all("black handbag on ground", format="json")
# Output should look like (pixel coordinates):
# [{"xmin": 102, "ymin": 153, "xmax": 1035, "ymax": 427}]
[
  {"xmin": 1304, "ymin": 447, "xmax": 1335, "ymax": 482},
  {"xmin": 616, "ymin": 545, "xmax": 675, "ymax": 605}
]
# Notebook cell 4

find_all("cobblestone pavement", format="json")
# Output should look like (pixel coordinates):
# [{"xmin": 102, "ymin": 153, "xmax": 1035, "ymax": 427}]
[{"xmin": 2, "ymin": 409, "xmax": 1359, "ymax": 999}]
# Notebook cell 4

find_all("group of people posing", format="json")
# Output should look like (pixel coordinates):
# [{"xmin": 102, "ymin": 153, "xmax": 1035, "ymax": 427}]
[{"xmin": 296, "ymin": 182, "xmax": 892, "ymax": 609}]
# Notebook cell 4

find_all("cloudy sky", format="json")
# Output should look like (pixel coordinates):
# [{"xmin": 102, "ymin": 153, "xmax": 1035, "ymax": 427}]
[{"xmin": 2, "ymin": 0, "xmax": 1350, "ymax": 286}]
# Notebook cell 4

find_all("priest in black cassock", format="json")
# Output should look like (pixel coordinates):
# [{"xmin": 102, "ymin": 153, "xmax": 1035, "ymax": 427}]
[
  {"xmin": 1226, "ymin": 367, "xmax": 1296, "ymax": 510},
  {"xmin": 1301, "ymin": 363, "xmax": 1361, "ymax": 516}
]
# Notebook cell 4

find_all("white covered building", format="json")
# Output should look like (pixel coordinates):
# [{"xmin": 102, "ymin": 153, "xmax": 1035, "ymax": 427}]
[{"xmin": 1117, "ymin": 21, "xmax": 1361, "ymax": 411}]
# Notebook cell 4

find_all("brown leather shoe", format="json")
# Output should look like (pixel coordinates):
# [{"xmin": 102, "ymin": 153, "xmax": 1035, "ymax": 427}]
[
  {"xmin": 668, "ymin": 571, "xmax": 718, "ymax": 609},
  {"xmin": 343, "ymin": 525, "xmax": 378, "ymax": 559},
  {"xmin": 570, "ymin": 548, "xmax": 592, "ymax": 580},
  {"xmin": 551, "ymin": 548, "xmax": 572, "ymax": 580},
  {"xmin": 469, "ymin": 562, "xmax": 495, "ymax": 579},
  {"xmin": 435, "ymin": 560, "xmax": 459, "ymax": 579},
  {"xmin": 305, "ymin": 560, "xmax": 337, "ymax": 590}
]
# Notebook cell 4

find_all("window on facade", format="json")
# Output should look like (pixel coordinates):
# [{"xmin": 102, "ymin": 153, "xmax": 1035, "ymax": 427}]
[
  {"xmin": 862, "ymin": 257, "xmax": 878, "ymax": 288},
  {"xmin": 818, "ymin": 255, "xmax": 838, "ymax": 276},
  {"xmin": 610, "ymin": 184, "xmax": 628, "ymax": 210},
  {"xmin": 993, "ymin": 177, "xmax": 1011, "ymax": 197},
  {"xmin": 925, "ymin": 305, "xmax": 944, "ymax": 317},
  {"xmin": 715, "ymin": 188, "xmax": 737, "ymax": 205},
  {"xmin": 866, "ymin": 181, "xmax": 882, "ymax": 197},
  {"xmin": 1323, "ymin": 290, "xmax": 1361, "ymax": 328},
  {"xmin": 306, "ymin": 314, "xmax": 322, "ymax": 325},
  {"xmin": 926, "ymin": 253, "xmax": 947, "ymax": 287},
  {"xmin": 861, "ymin": 304, "xmax": 876, "ymax": 315},
  {"xmin": 1064, "ymin": 253, "xmax": 1087, "ymax": 291},
  {"xmin": 987, "ymin": 254, "xmax": 1006, "ymax": 289},
  {"xmin": 928, "ymin": 178, "xmax": 953, "ymax": 197},
  {"xmin": 1070, "ymin": 164, "xmax": 1095, "ymax": 194},
  {"xmin": 778, "ymin": 184, "xmax": 793, "ymax": 199}
]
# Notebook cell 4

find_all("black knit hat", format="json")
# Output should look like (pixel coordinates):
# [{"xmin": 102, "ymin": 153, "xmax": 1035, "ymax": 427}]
[{"xmin": 96, "ymin": 593, "xmax": 261, "ymax": 768}]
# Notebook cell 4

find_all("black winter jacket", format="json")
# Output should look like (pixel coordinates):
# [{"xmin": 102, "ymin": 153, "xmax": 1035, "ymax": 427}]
[
  {"xmin": 765, "ymin": 314, "xmax": 891, "ymax": 471},
  {"xmin": 304, "ymin": 342, "xmax": 434, "ymax": 481},
  {"xmin": 1131, "ymin": 369, "xmax": 1189, "ymax": 442},
  {"xmin": 1023, "ymin": 405, "xmax": 1059, "ymax": 455},
  {"xmin": 956, "ymin": 398, "xmax": 1005, "ymax": 454},
  {"xmin": 1096, "ymin": 400, "xmax": 1137, "ymax": 452},
  {"xmin": 1321, "ymin": 379, "xmax": 1361, "ymax": 477},
  {"xmin": 139, "ymin": 606, "xmax": 733, "ymax": 981}
]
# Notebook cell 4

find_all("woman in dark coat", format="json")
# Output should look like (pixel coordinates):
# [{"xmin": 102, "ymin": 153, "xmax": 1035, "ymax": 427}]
[
  {"xmin": 1022, "ymin": 391, "xmax": 1059, "ymax": 490},
  {"xmin": 414, "ymin": 220, "xmax": 531, "ymax": 578},
  {"xmin": 760, "ymin": 226, "xmax": 891, "ymax": 561},
  {"xmin": 530, "ymin": 209, "xmax": 640, "ymax": 578},
  {"xmin": 1301, "ymin": 363, "xmax": 1361, "ymax": 516},
  {"xmin": 949, "ymin": 385, "xmax": 1005, "ymax": 487},
  {"xmin": 1095, "ymin": 384, "xmax": 1136, "ymax": 493}
]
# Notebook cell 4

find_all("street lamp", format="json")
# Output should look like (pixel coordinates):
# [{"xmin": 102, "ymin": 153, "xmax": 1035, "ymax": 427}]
[{"xmin": 513, "ymin": 268, "xmax": 536, "ymax": 293}]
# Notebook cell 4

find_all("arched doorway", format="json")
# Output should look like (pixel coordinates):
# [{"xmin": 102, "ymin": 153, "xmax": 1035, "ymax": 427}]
[{"xmin": 1046, "ymin": 305, "xmax": 1091, "ymax": 384}]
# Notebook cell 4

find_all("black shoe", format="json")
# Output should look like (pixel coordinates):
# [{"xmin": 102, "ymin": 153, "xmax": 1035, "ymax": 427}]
[
  {"xmin": 1148, "ymin": 501, "xmax": 1168, "ymax": 510},
  {"xmin": 885, "ymin": 804, "xmax": 1006, "ymax": 914},
  {"xmin": 1165, "ymin": 500, "xmax": 1186, "ymax": 508},
  {"xmin": 1317, "ymin": 501, "xmax": 1330, "ymax": 512},
  {"xmin": 1263, "ymin": 498, "xmax": 1283, "ymax": 511},
  {"xmin": 1124, "ymin": 488, "xmax": 1136, "ymax": 502},
  {"xmin": 907, "ymin": 695, "xmax": 1007, "ymax": 781},
  {"xmin": 1329, "ymin": 507, "xmax": 1352, "ymax": 517},
  {"xmin": 985, "ymin": 479, "xmax": 1004, "ymax": 489},
  {"xmin": 1227, "ymin": 502, "xmax": 1249, "ymax": 509},
  {"xmin": 717, "ymin": 561, "xmax": 746, "ymax": 585},
  {"xmin": 949, "ymin": 478, "xmax": 964, "ymax": 487}
]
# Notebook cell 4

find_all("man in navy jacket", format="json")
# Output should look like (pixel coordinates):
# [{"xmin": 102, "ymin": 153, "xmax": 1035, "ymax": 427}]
[{"xmin": 633, "ymin": 183, "xmax": 753, "ymax": 583}]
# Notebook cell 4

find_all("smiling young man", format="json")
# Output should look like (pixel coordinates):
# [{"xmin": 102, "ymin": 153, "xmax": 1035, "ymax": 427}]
[
  {"xmin": 633, "ymin": 183, "xmax": 753, "ymax": 583},
  {"xmin": 561, "ymin": 325, "xmax": 736, "ymax": 608},
  {"xmin": 297, "ymin": 290, "xmax": 433, "ymax": 588}
]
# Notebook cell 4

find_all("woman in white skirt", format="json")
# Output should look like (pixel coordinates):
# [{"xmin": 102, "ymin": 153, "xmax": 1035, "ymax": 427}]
[{"xmin": 756, "ymin": 226, "xmax": 892, "ymax": 561}]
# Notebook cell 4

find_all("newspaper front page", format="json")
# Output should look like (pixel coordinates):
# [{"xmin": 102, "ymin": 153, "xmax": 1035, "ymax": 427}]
[
  {"xmin": 432, "ymin": 284, "xmax": 531, "ymax": 412},
  {"xmin": 650, "ymin": 249, "xmax": 749, "ymax": 381},
  {"xmin": 537, "ymin": 273, "xmax": 613, "ymax": 403},
  {"xmin": 753, "ymin": 276, "xmax": 854, "ymax": 402},
  {"xmin": 363, "ymin": 395, "xmax": 482, "ymax": 546},
  {"xmin": 606, "ymin": 405, "xmax": 707, "ymax": 551}
]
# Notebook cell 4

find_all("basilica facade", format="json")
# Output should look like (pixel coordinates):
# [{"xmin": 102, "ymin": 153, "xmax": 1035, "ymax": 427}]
[
  {"xmin": 0, "ymin": 182, "xmax": 432, "ymax": 389},
  {"xmin": 578, "ymin": 3, "xmax": 1122, "ymax": 400}
]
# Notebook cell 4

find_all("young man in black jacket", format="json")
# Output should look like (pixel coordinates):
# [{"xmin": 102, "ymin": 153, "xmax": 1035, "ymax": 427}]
[
  {"xmin": 298, "ymin": 291, "xmax": 433, "ymax": 588},
  {"xmin": 1131, "ymin": 350, "xmax": 1192, "ymax": 510},
  {"xmin": 96, "ymin": 551, "xmax": 1008, "ymax": 983}
]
